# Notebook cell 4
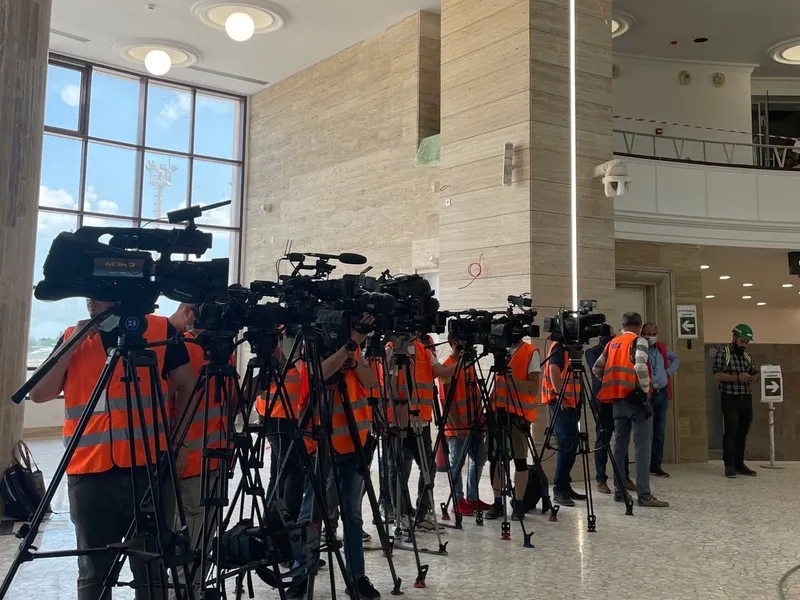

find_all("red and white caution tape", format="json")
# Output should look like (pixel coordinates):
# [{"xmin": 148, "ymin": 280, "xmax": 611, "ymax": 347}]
[{"xmin": 613, "ymin": 115, "xmax": 799, "ymax": 143}]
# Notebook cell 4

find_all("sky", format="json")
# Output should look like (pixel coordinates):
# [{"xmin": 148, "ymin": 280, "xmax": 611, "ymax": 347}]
[{"xmin": 30, "ymin": 64, "xmax": 243, "ymax": 364}]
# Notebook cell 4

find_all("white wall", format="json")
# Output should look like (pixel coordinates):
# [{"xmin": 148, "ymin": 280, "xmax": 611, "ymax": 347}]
[
  {"xmin": 613, "ymin": 55, "xmax": 756, "ymax": 164},
  {"xmin": 705, "ymin": 307, "xmax": 800, "ymax": 344},
  {"xmin": 24, "ymin": 399, "xmax": 63, "ymax": 430},
  {"xmin": 752, "ymin": 78, "xmax": 800, "ymax": 97}
]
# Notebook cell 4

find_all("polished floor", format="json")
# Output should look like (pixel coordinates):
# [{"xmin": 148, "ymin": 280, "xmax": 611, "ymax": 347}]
[{"xmin": 1, "ymin": 438, "xmax": 799, "ymax": 599}]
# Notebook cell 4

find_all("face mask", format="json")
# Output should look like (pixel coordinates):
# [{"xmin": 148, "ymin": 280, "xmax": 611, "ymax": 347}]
[
  {"xmin": 98, "ymin": 315, "xmax": 120, "ymax": 333},
  {"xmin": 646, "ymin": 336, "xmax": 658, "ymax": 347}
]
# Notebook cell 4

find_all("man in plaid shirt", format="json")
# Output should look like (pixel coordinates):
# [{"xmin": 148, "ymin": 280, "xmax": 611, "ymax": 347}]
[{"xmin": 712, "ymin": 324, "xmax": 759, "ymax": 478}]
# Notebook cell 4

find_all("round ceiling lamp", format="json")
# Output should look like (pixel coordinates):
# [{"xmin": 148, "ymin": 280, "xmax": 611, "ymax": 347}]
[
  {"xmin": 144, "ymin": 49, "xmax": 172, "ymax": 76},
  {"xmin": 225, "ymin": 11, "xmax": 256, "ymax": 41},
  {"xmin": 114, "ymin": 39, "xmax": 201, "ymax": 75},
  {"xmin": 611, "ymin": 11, "xmax": 634, "ymax": 39},
  {"xmin": 769, "ymin": 38, "xmax": 800, "ymax": 65},
  {"xmin": 192, "ymin": 1, "xmax": 285, "ymax": 39}
]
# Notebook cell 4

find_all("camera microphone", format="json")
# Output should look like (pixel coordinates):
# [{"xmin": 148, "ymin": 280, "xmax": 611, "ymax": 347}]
[{"xmin": 338, "ymin": 253, "xmax": 368, "ymax": 265}]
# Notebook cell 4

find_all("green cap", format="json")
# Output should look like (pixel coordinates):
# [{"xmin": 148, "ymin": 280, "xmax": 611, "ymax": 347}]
[{"xmin": 732, "ymin": 323, "xmax": 754, "ymax": 341}]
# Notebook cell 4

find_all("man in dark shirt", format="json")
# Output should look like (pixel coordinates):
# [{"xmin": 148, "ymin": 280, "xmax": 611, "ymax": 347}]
[{"xmin": 712, "ymin": 324, "xmax": 759, "ymax": 478}]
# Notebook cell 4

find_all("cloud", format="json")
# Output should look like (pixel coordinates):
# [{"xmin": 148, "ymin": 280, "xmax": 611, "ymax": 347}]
[
  {"xmin": 39, "ymin": 185, "xmax": 78, "ymax": 210},
  {"xmin": 156, "ymin": 93, "xmax": 191, "ymax": 129},
  {"xmin": 97, "ymin": 200, "xmax": 119, "ymax": 213},
  {"xmin": 197, "ymin": 95, "xmax": 233, "ymax": 115},
  {"xmin": 60, "ymin": 84, "xmax": 80, "ymax": 107},
  {"xmin": 83, "ymin": 186, "xmax": 119, "ymax": 215}
]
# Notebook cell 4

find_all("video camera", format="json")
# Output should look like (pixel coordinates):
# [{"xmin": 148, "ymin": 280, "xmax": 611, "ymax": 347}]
[
  {"xmin": 446, "ymin": 294, "xmax": 539, "ymax": 353},
  {"xmin": 33, "ymin": 202, "xmax": 230, "ymax": 310},
  {"xmin": 543, "ymin": 299, "xmax": 610, "ymax": 346}
]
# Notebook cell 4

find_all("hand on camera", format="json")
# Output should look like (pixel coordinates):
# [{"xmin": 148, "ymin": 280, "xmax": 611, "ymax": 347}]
[
  {"xmin": 74, "ymin": 319, "xmax": 100, "ymax": 340},
  {"xmin": 350, "ymin": 315, "xmax": 375, "ymax": 345}
]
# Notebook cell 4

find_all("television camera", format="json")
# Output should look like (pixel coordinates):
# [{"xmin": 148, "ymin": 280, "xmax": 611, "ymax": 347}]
[
  {"xmin": 543, "ymin": 299, "xmax": 610, "ymax": 346},
  {"xmin": 445, "ymin": 294, "xmax": 539, "ymax": 353}
]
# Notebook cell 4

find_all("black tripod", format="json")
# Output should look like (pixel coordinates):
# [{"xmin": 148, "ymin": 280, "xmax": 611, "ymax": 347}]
[
  {"xmin": 541, "ymin": 341, "xmax": 635, "ymax": 532},
  {"xmin": 0, "ymin": 306, "xmax": 195, "ymax": 600}
]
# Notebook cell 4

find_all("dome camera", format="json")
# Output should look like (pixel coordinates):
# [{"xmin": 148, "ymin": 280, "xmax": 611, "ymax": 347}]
[{"xmin": 593, "ymin": 159, "xmax": 631, "ymax": 198}]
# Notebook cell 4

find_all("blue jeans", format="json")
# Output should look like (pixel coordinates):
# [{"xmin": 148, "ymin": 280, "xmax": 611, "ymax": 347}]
[
  {"xmin": 549, "ymin": 403, "xmax": 579, "ymax": 494},
  {"xmin": 447, "ymin": 433, "xmax": 486, "ymax": 502},
  {"xmin": 296, "ymin": 455, "xmax": 365, "ymax": 579},
  {"xmin": 593, "ymin": 400, "xmax": 629, "ymax": 483},
  {"xmin": 650, "ymin": 388, "xmax": 669, "ymax": 469}
]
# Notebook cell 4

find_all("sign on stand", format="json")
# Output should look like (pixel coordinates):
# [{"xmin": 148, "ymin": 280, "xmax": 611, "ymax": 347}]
[
  {"xmin": 677, "ymin": 305, "xmax": 698, "ymax": 340},
  {"xmin": 760, "ymin": 365, "xmax": 783, "ymax": 403}
]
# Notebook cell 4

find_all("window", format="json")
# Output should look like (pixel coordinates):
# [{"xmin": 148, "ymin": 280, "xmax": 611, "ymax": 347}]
[{"xmin": 29, "ymin": 55, "xmax": 246, "ymax": 370}]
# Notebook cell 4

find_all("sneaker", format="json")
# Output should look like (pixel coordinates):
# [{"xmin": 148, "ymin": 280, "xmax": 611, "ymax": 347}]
[
  {"xmin": 725, "ymin": 465, "xmax": 737, "ymax": 478},
  {"xmin": 597, "ymin": 481, "xmax": 611, "ymax": 494},
  {"xmin": 650, "ymin": 466, "xmax": 670, "ymax": 478},
  {"xmin": 456, "ymin": 498, "xmax": 474, "ymax": 516},
  {"xmin": 638, "ymin": 495, "xmax": 669, "ymax": 508},
  {"xmin": 348, "ymin": 576, "xmax": 381, "ymax": 599},
  {"xmin": 511, "ymin": 506, "xmax": 525, "ymax": 521},
  {"xmin": 473, "ymin": 499, "xmax": 492, "ymax": 511},
  {"xmin": 361, "ymin": 530, "xmax": 372, "ymax": 542},
  {"xmin": 553, "ymin": 491, "xmax": 575, "ymax": 507},
  {"xmin": 736, "ymin": 464, "xmax": 757, "ymax": 476},
  {"xmin": 613, "ymin": 492, "xmax": 625, "ymax": 503},
  {"xmin": 415, "ymin": 513, "xmax": 441, "ymax": 533},
  {"xmin": 624, "ymin": 478, "xmax": 636, "ymax": 491},
  {"xmin": 286, "ymin": 578, "xmax": 308, "ymax": 599},
  {"xmin": 485, "ymin": 503, "xmax": 503, "ymax": 520},
  {"xmin": 568, "ymin": 488, "xmax": 587, "ymax": 501}
]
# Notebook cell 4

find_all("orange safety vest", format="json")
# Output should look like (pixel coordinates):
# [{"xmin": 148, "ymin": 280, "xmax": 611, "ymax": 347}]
[
  {"xmin": 180, "ymin": 332, "xmax": 227, "ymax": 479},
  {"xmin": 438, "ymin": 356, "xmax": 481, "ymax": 437},
  {"xmin": 597, "ymin": 333, "xmax": 639, "ymax": 403},
  {"xmin": 63, "ymin": 315, "xmax": 169, "ymax": 476},
  {"xmin": 493, "ymin": 342, "xmax": 538, "ymax": 422},
  {"xmin": 255, "ymin": 362, "xmax": 306, "ymax": 421},
  {"xmin": 302, "ymin": 350, "xmax": 372, "ymax": 456},
  {"xmin": 541, "ymin": 342, "xmax": 581, "ymax": 408},
  {"xmin": 391, "ymin": 339, "xmax": 435, "ymax": 422}
]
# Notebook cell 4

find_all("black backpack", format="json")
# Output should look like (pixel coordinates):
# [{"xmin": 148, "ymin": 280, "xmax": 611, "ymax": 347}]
[
  {"xmin": 1, "ymin": 441, "xmax": 50, "ymax": 521},
  {"xmin": 520, "ymin": 466, "xmax": 552, "ymax": 514}
]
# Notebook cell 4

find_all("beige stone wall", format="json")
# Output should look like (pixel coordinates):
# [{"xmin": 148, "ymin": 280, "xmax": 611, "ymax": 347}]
[{"xmin": 244, "ymin": 12, "xmax": 441, "ymax": 282}]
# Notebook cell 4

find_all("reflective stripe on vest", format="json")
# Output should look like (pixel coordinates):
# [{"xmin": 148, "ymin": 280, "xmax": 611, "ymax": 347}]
[
  {"xmin": 392, "ymin": 339, "xmax": 435, "ymax": 421},
  {"xmin": 438, "ymin": 356, "xmax": 481, "ymax": 437},
  {"xmin": 540, "ymin": 343, "xmax": 581, "ymax": 408},
  {"xmin": 493, "ymin": 343, "xmax": 538, "ymax": 422},
  {"xmin": 62, "ymin": 314, "xmax": 169, "ymax": 475},
  {"xmin": 597, "ymin": 334, "xmax": 639, "ymax": 403},
  {"xmin": 255, "ymin": 365, "xmax": 305, "ymax": 421}
]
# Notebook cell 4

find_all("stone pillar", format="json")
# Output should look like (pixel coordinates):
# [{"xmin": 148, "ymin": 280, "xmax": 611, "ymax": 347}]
[
  {"xmin": 0, "ymin": 0, "xmax": 52, "ymax": 477},
  {"xmin": 439, "ymin": 0, "xmax": 614, "ymax": 316}
]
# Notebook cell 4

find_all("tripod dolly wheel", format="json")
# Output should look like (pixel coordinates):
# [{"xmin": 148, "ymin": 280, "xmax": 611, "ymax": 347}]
[
  {"xmin": 500, "ymin": 521, "xmax": 511, "ymax": 540},
  {"xmin": 439, "ymin": 501, "xmax": 451, "ymax": 521},
  {"xmin": 523, "ymin": 532, "xmax": 534, "ymax": 549},
  {"xmin": 474, "ymin": 509, "xmax": 484, "ymax": 526},
  {"xmin": 549, "ymin": 504, "xmax": 560, "ymax": 522}
]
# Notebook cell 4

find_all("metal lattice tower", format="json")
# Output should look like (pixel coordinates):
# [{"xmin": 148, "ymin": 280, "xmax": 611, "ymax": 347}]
[{"xmin": 145, "ymin": 159, "xmax": 178, "ymax": 218}]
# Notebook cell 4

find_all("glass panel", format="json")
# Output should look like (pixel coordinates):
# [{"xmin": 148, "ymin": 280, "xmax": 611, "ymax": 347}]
[
  {"xmin": 140, "ymin": 152, "xmax": 189, "ymax": 221},
  {"xmin": 191, "ymin": 160, "xmax": 239, "ymax": 227},
  {"xmin": 194, "ymin": 94, "xmax": 240, "ymax": 160},
  {"xmin": 81, "ymin": 215, "xmax": 135, "ymax": 229},
  {"xmin": 146, "ymin": 84, "xmax": 192, "ymax": 153},
  {"xmin": 45, "ymin": 64, "xmax": 82, "ymax": 131},
  {"xmin": 89, "ymin": 70, "xmax": 141, "ymax": 144},
  {"xmin": 39, "ymin": 135, "xmax": 82, "ymax": 210},
  {"xmin": 84, "ymin": 142, "xmax": 138, "ymax": 216},
  {"xmin": 30, "ymin": 212, "xmax": 81, "ymax": 368}
]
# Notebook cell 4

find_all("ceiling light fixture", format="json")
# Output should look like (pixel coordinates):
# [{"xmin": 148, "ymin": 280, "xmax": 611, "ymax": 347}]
[
  {"xmin": 769, "ymin": 38, "xmax": 800, "ymax": 65},
  {"xmin": 742, "ymin": 283, "xmax": 753, "ymax": 287},
  {"xmin": 742, "ymin": 295, "xmax": 752, "ymax": 299},
  {"xmin": 783, "ymin": 283, "xmax": 794, "ymax": 288},
  {"xmin": 719, "ymin": 275, "xmax": 730, "ymax": 280},
  {"xmin": 225, "ymin": 11, "xmax": 255, "ymax": 41},
  {"xmin": 144, "ymin": 49, "xmax": 171, "ymax": 76},
  {"xmin": 757, "ymin": 302, "xmax": 767, "ymax": 306},
  {"xmin": 610, "ymin": 11, "xmax": 634, "ymax": 39},
  {"xmin": 700, "ymin": 265, "xmax": 710, "ymax": 270},
  {"xmin": 705, "ymin": 295, "xmax": 715, "ymax": 299}
]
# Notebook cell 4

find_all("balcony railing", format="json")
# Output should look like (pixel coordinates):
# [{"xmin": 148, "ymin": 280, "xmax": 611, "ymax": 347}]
[{"xmin": 613, "ymin": 129, "xmax": 798, "ymax": 171}]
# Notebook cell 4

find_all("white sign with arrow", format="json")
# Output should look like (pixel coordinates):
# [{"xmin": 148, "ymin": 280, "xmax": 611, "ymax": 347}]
[
  {"xmin": 760, "ymin": 365, "xmax": 783, "ymax": 403},
  {"xmin": 677, "ymin": 304, "xmax": 698, "ymax": 340}
]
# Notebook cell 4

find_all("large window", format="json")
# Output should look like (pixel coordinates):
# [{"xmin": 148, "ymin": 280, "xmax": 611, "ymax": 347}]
[{"xmin": 29, "ymin": 55, "xmax": 246, "ymax": 368}]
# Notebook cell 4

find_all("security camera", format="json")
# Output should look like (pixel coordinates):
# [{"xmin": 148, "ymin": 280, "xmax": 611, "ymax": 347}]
[{"xmin": 593, "ymin": 159, "xmax": 630, "ymax": 198}]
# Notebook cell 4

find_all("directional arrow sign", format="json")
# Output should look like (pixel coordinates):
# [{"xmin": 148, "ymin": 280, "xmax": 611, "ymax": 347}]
[
  {"xmin": 677, "ymin": 305, "xmax": 698, "ymax": 340},
  {"xmin": 760, "ymin": 365, "xmax": 784, "ymax": 403}
]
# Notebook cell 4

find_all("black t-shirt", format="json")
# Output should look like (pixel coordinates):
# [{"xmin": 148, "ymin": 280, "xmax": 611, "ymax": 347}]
[
  {"xmin": 545, "ymin": 342, "xmax": 566, "ymax": 371},
  {"xmin": 53, "ymin": 322, "xmax": 190, "ymax": 381}
]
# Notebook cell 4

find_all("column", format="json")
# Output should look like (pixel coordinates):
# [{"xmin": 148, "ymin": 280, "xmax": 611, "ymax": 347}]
[{"xmin": 0, "ymin": 0, "xmax": 52, "ymax": 477}]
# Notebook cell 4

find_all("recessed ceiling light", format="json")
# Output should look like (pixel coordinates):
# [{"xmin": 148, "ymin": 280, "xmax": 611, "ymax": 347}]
[
  {"xmin": 700, "ymin": 265, "xmax": 710, "ymax": 270},
  {"xmin": 114, "ymin": 39, "xmax": 200, "ymax": 73},
  {"xmin": 742, "ymin": 295, "xmax": 752, "ymax": 299},
  {"xmin": 693, "ymin": 37, "xmax": 709, "ymax": 44},
  {"xmin": 783, "ymin": 283, "xmax": 794, "ymax": 288},
  {"xmin": 719, "ymin": 275, "xmax": 730, "ymax": 280},
  {"xmin": 742, "ymin": 283, "xmax": 753, "ymax": 287},
  {"xmin": 611, "ymin": 11, "xmax": 634, "ymax": 38},
  {"xmin": 705, "ymin": 295, "xmax": 715, "ymax": 299},
  {"xmin": 757, "ymin": 302, "xmax": 767, "ymax": 306},
  {"xmin": 770, "ymin": 38, "xmax": 800, "ymax": 65}
]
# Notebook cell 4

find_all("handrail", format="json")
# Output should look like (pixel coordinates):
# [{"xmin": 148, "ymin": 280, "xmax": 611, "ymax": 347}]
[{"xmin": 613, "ymin": 129, "xmax": 797, "ymax": 170}]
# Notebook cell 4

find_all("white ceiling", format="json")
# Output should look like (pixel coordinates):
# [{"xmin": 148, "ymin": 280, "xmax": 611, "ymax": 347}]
[
  {"xmin": 613, "ymin": 0, "xmax": 800, "ymax": 77},
  {"xmin": 701, "ymin": 246, "xmax": 800, "ymax": 309},
  {"xmin": 49, "ymin": 0, "xmax": 439, "ymax": 95}
]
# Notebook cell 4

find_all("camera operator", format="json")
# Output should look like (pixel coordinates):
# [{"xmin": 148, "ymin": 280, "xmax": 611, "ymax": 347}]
[
  {"xmin": 438, "ymin": 331, "xmax": 490, "ymax": 516},
  {"xmin": 254, "ymin": 330, "xmax": 307, "ymax": 522},
  {"xmin": 28, "ymin": 298, "xmax": 196, "ymax": 600},
  {"xmin": 541, "ymin": 339, "xmax": 586, "ymax": 507},
  {"xmin": 486, "ymin": 333, "xmax": 540, "ymax": 522},
  {"xmin": 385, "ymin": 333, "xmax": 456, "ymax": 532},
  {"xmin": 592, "ymin": 312, "xmax": 669, "ymax": 508},
  {"xmin": 289, "ymin": 315, "xmax": 381, "ymax": 600}
]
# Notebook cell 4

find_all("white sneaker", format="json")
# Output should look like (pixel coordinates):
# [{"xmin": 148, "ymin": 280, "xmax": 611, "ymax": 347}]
[{"xmin": 416, "ymin": 514, "xmax": 442, "ymax": 533}]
